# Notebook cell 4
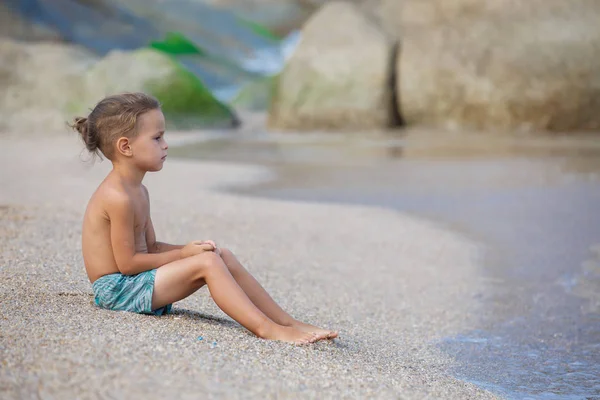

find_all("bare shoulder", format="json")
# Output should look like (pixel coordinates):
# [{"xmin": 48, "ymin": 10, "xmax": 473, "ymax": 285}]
[{"xmin": 94, "ymin": 178, "xmax": 133, "ymax": 215}]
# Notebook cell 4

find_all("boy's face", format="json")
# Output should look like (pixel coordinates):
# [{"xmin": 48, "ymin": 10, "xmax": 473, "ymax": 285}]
[{"xmin": 130, "ymin": 108, "xmax": 168, "ymax": 172}]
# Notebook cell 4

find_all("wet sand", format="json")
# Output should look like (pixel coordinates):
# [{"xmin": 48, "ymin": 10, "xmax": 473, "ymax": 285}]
[
  {"xmin": 0, "ymin": 133, "xmax": 496, "ymax": 399},
  {"xmin": 169, "ymin": 128, "xmax": 600, "ymax": 399}
]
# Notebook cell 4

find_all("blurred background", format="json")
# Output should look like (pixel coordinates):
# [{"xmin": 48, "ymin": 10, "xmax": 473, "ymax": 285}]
[
  {"xmin": 2, "ymin": 0, "xmax": 600, "ymax": 399},
  {"xmin": 2, "ymin": 0, "xmax": 600, "ymax": 134}
]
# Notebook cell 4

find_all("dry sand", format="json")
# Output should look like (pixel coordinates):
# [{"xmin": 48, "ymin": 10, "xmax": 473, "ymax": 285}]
[{"xmin": 0, "ymin": 133, "xmax": 497, "ymax": 399}]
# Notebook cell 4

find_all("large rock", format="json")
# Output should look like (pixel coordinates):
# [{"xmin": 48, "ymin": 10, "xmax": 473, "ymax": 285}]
[
  {"xmin": 398, "ymin": 0, "xmax": 600, "ymax": 132},
  {"xmin": 376, "ymin": 0, "xmax": 404, "ymax": 38},
  {"xmin": 0, "ymin": 40, "xmax": 238, "ymax": 134},
  {"xmin": 82, "ymin": 49, "xmax": 238, "ymax": 129},
  {"xmin": 0, "ymin": 40, "xmax": 97, "ymax": 134},
  {"xmin": 268, "ymin": 1, "xmax": 397, "ymax": 131},
  {"xmin": 291, "ymin": 0, "xmax": 400, "ymax": 39}
]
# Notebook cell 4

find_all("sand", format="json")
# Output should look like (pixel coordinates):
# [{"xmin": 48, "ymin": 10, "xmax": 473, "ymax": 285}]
[{"xmin": 0, "ymin": 133, "xmax": 497, "ymax": 399}]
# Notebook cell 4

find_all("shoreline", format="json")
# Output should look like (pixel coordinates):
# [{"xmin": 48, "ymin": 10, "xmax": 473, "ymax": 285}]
[
  {"xmin": 0, "ymin": 134, "xmax": 495, "ymax": 399},
  {"xmin": 181, "ymin": 131, "xmax": 600, "ymax": 399}
]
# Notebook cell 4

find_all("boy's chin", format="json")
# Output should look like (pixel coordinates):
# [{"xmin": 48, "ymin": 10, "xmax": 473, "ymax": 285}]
[{"xmin": 145, "ymin": 163, "xmax": 164, "ymax": 172}]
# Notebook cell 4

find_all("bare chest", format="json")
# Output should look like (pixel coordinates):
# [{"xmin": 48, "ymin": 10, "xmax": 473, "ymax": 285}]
[{"xmin": 132, "ymin": 196, "xmax": 150, "ymax": 251}]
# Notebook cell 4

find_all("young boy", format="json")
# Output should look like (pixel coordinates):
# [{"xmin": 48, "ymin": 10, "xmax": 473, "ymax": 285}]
[{"xmin": 73, "ymin": 92, "xmax": 337, "ymax": 344}]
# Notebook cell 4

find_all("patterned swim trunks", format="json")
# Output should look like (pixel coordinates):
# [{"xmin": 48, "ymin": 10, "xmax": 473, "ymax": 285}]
[{"xmin": 92, "ymin": 269, "xmax": 172, "ymax": 316}]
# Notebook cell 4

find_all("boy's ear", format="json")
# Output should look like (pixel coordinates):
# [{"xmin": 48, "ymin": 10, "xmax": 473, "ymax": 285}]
[{"xmin": 116, "ymin": 137, "xmax": 132, "ymax": 157}]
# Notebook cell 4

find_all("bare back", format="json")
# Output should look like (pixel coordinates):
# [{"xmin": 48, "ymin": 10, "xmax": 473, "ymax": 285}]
[{"xmin": 82, "ymin": 173, "xmax": 150, "ymax": 283}]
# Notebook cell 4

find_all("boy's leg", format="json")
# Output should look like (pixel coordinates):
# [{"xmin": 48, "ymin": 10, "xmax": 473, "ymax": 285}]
[
  {"xmin": 219, "ymin": 248, "xmax": 338, "ymax": 339},
  {"xmin": 218, "ymin": 248, "xmax": 294, "ymax": 326},
  {"xmin": 152, "ymin": 252, "xmax": 320, "ymax": 344}
]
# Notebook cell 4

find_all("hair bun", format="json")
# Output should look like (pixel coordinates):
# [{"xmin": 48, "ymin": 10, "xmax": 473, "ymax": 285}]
[
  {"xmin": 73, "ymin": 117, "xmax": 88, "ymax": 134},
  {"xmin": 71, "ymin": 116, "xmax": 99, "ymax": 153}
]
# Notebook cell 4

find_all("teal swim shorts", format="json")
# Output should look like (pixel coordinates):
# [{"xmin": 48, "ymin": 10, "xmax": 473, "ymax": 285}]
[{"xmin": 92, "ymin": 269, "xmax": 172, "ymax": 316}]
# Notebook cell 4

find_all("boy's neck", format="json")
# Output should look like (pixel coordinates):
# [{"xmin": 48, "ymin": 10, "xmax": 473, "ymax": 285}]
[{"xmin": 111, "ymin": 162, "xmax": 145, "ymax": 186}]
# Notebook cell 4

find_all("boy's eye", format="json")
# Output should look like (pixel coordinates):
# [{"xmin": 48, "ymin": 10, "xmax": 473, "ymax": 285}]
[{"xmin": 155, "ymin": 136, "xmax": 161, "ymax": 141}]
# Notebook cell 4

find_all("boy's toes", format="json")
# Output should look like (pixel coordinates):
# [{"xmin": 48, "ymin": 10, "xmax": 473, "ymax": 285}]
[
  {"xmin": 295, "ymin": 332, "xmax": 317, "ymax": 345},
  {"xmin": 308, "ymin": 332, "xmax": 320, "ymax": 343},
  {"xmin": 311, "ymin": 331, "xmax": 330, "ymax": 341}
]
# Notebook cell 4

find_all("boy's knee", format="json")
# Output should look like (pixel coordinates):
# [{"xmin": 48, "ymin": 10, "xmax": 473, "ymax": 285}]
[
  {"xmin": 219, "ymin": 247, "xmax": 232, "ymax": 258},
  {"xmin": 191, "ymin": 252, "xmax": 225, "ymax": 275}
]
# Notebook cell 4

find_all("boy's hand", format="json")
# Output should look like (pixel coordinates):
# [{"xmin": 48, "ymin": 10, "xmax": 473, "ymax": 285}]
[
  {"xmin": 181, "ymin": 241, "xmax": 216, "ymax": 259},
  {"xmin": 200, "ymin": 240, "xmax": 221, "ymax": 256},
  {"xmin": 201, "ymin": 240, "xmax": 216, "ymax": 248}
]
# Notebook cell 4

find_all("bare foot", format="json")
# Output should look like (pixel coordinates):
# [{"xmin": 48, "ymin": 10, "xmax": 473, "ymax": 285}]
[
  {"xmin": 290, "ymin": 320, "xmax": 338, "ymax": 341},
  {"xmin": 259, "ymin": 324, "xmax": 319, "ymax": 345}
]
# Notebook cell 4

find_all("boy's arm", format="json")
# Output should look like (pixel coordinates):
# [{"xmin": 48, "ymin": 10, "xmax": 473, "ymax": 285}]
[
  {"xmin": 108, "ymin": 192, "xmax": 181, "ymax": 275},
  {"xmin": 154, "ymin": 242, "xmax": 184, "ymax": 252}
]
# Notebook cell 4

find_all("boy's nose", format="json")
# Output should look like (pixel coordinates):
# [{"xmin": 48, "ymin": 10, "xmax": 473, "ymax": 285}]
[{"xmin": 163, "ymin": 141, "xmax": 169, "ymax": 150}]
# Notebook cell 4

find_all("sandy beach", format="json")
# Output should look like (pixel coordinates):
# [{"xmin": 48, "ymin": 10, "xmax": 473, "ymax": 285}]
[{"xmin": 0, "ymin": 133, "xmax": 496, "ymax": 399}]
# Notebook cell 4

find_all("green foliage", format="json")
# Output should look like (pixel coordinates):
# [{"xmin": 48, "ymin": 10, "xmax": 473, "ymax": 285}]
[
  {"xmin": 149, "ymin": 32, "xmax": 206, "ymax": 56},
  {"xmin": 144, "ymin": 57, "xmax": 237, "ymax": 128}
]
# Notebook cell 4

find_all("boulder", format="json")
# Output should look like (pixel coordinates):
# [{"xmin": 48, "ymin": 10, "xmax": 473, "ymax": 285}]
[
  {"xmin": 376, "ymin": 0, "xmax": 404, "ymax": 38},
  {"xmin": 398, "ymin": 0, "xmax": 600, "ymax": 132},
  {"xmin": 82, "ymin": 49, "xmax": 238, "ymax": 129},
  {"xmin": 0, "ymin": 40, "xmax": 238, "ymax": 134},
  {"xmin": 0, "ymin": 39, "xmax": 97, "ymax": 134},
  {"xmin": 268, "ymin": 1, "xmax": 398, "ymax": 131}
]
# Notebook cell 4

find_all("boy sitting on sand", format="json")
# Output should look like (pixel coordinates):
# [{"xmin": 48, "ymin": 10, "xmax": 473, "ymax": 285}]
[{"xmin": 72, "ymin": 92, "xmax": 337, "ymax": 344}]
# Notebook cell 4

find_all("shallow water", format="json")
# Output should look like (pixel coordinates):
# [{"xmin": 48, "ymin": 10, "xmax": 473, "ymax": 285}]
[{"xmin": 171, "ymin": 130, "xmax": 600, "ymax": 399}]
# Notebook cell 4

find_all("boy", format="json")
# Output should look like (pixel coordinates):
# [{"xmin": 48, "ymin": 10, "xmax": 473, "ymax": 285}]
[{"xmin": 73, "ymin": 93, "xmax": 337, "ymax": 344}]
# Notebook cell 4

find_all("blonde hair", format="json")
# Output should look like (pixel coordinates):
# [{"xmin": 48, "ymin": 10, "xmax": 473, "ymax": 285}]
[{"xmin": 70, "ymin": 92, "xmax": 161, "ymax": 159}]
